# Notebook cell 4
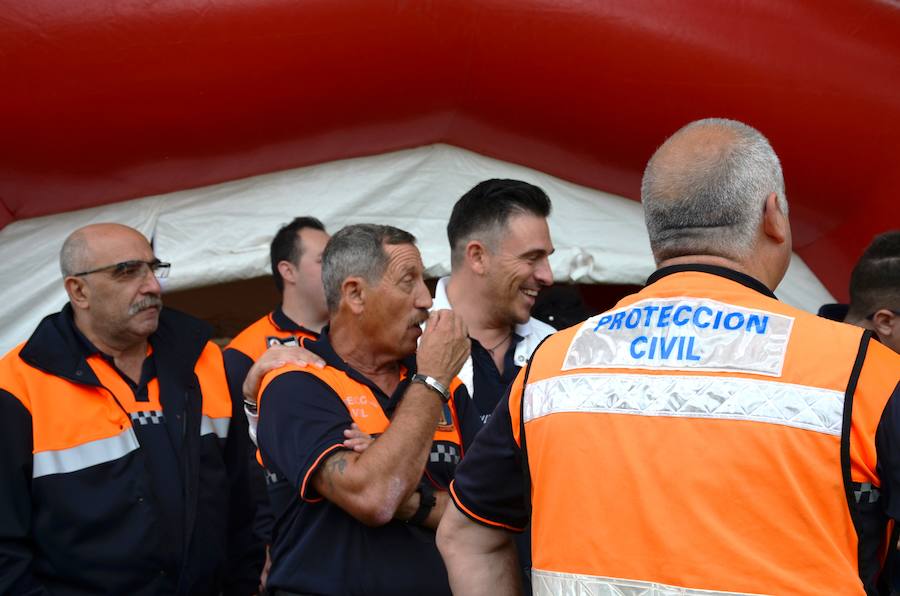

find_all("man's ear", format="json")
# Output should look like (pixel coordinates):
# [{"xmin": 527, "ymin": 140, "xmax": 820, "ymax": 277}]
[
  {"xmin": 341, "ymin": 277, "xmax": 366, "ymax": 315},
  {"xmin": 277, "ymin": 260, "xmax": 296, "ymax": 286},
  {"xmin": 762, "ymin": 192, "xmax": 788, "ymax": 244},
  {"xmin": 871, "ymin": 309, "xmax": 897, "ymax": 340},
  {"xmin": 465, "ymin": 240, "xmax": 489, "ymax": 275},
  {"xmin": 65, "ymin": 277, "xmax": 89, "ymax": 310}
]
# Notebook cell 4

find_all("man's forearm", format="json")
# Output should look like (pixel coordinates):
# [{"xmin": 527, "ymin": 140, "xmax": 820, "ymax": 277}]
[
  {"xmin": 437, "ymin": 505, "xmax": 521, "ymax": 596},
  {"xmin": 312, "ymin": 384, "xmax": 444, "ymax": 524}
]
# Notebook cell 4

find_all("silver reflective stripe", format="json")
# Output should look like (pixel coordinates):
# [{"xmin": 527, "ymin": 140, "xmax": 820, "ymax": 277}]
[
  {"xmin": 532, "ymin": 569, "xmax": 769, "ymax": 596},
  {"xmin": 33, "ymin": 427, "xmax": 139, "ymax": 478},
  {"xmin": 200, "ymin": 415, "xmax": 230, "ymax": 439},
  {"xmin": 523, "ymin": 373, "xmax": 844, "ymax": 436}
]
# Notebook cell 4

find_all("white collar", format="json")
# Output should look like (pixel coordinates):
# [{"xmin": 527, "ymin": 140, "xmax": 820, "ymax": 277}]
[{"xmin": 434, "ymin": 276, "xmax": 538, "ymax": 339}]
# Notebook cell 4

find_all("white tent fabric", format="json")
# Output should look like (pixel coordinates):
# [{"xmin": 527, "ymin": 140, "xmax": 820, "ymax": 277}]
[{"xmin": 0, "ymin": 143, "xmax": 834, "ymax": 356}]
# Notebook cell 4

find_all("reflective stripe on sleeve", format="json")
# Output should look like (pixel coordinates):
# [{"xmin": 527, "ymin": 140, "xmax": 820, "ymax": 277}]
[
  {"xmin": 200, "ymin": 414, "xmax": 230, "ymax": 439},
  {"xmin": 33, "ymin": 427, "xmax": 140, "ymax": 478},
  {"xmin": 523, "ymin": 373, "xmax": 844, "ymax": 436},
  {"xmin": 532, "ymin": 569, "xmax": 767, "ymax": 596}
]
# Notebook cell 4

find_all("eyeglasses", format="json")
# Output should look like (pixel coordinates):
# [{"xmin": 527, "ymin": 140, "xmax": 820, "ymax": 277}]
[{"xmin": 72, "ymin": 259, "xmax": 171, "ymax": 280}]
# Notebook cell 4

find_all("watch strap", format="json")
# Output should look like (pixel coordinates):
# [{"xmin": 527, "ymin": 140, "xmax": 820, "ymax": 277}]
[
  {"xmin": 410, "ymin": 373, "xmax": 451, "ymax": 403},
  {"xmin": 408, "ymin": 482, "xmax": 436, "ymax": 526}
]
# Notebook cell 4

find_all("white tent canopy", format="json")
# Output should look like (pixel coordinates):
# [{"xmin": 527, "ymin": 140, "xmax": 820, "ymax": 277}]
[{"xmin": 0, "ymin": 144, "xmax": 834, "ymax": 356}]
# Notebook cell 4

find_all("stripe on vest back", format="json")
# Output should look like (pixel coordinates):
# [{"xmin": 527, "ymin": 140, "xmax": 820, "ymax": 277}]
[
  {"xmin": 531, "ymin": 569, "xmax": 767, "ymax": 596},
  {"xmin": 33, "ymin": 427, "xmax": 140, "ymax": 478},
  {"xmin": 523, "ymin": 373, "xmax": 844, "ymax": 436},
  {"xmin": 200, "ymin": 415, "xmax": 230, "ymax": 439}
]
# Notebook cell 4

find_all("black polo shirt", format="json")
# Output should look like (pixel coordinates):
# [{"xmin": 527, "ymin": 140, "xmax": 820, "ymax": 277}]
[
  {"xmin": 470, "ymin": 333, "xmax": 522, "ymax": 423},
  {"xmin": 257, "ymin": 329, "xmax": 482, "ymax": 596}
]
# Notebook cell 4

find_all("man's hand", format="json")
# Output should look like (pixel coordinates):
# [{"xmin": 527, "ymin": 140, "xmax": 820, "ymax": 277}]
[
  {"xmin": 416, "ymin": 309, "xmax": 470, "ymax": 388},
  {"xmin": 242, "ymin": 345, "xmax": 325, "ymax": 403},
  {"xmin": 342, "ymin": 423, "xmax": 374, "ymax": 453}
]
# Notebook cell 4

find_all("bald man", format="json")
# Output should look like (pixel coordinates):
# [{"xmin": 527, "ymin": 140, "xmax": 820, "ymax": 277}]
[
  {"xmin": 438, "ymin": 119, "xmax": 900, "ymax": 595},
  {"xmin": 0, "ymin": 224, "xmax": 263, "ymax": 595}
]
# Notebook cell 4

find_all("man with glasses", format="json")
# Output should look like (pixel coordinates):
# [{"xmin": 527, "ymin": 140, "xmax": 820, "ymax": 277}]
[
  {"xmin": 845, "ymin": 230, "xmax": 900, "ymax": 354},
  {"xmin": 0, "ymin": 223, "xmax": 263, "ymax": 595}
]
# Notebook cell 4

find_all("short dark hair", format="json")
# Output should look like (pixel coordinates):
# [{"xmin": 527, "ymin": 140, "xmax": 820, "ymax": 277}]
[
  {"xmin": 270, "ymin": 216, "xmax": 326, "ymax": 293},
  {"xmin": 446, "ymin": 179, "xmax": 551, "ymax": 268},
  {"xmin": 322, "ymin": 223, "xmax": 417, "ymax": 313},
  {"xmin": 848, "ymin": 230, "xmax": 900, "ymax": 320}
]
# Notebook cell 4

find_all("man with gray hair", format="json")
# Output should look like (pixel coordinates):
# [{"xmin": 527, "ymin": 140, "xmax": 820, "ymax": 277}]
[
  {"xmin": 438, "ymin": 118, "xmax": 900, "ymax": 595},
  {"xmin": 0, "ymin": 223, "xmax": 262, "ymax": 594},
  {"xmin": 256, "ymin": 223, "xmax": 482, "ymax": 595}
]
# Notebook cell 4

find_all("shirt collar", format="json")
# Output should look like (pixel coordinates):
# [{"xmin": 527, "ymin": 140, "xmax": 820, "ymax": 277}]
[
  {"xmin": 435, "ymin": 276, "xmax": 539, "ymax": 339},
  {"xmin": 306, "ymin": 325, "xmax": 416, "ymax": 378},
  {"xmin": 272, "ymin": 305, "xmax": 321, "ymax": 337},
  {"xmin": 646, "ymin": 264, "xmax": 777, "ymax": 299}
]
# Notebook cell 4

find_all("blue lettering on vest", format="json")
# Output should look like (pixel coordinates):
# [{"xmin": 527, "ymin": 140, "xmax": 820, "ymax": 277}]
[
  {"xmin": 630, "ymin": 336, "xmax": 647, "ymax": 358},
  {"xmin": 723, "ymin": 312, "xmax": 745, "ymax": 330},
  {"xmin": 747, "ymin": 313, "xmax": 769, "ymax": 334},
  {"xmin": 658, "ymin": 305, "xmax": 673, "ymax": 327},
  {"xmin": 593, "ymin": 314, "xmax": 612, "ymax": 331},
  {"xmin": 659, "ymin": 336, "xmax": 678, "ymax": 359},
  {"xmin": 642, "ymin": 305, "xmax": 660, "ymax": 326},
  {"xmin": 610, "ymin": 311, "xmax": 626, "ymax": 330},
  {"xmin": 686, "ymin": 336, "xmax": 701, "ymax": 360},
  {"xmin": 625, "ymin": 308, "xmax": 642, "ymax": 329},
  {"xmin": 673, "ymin": 305, "xmax": 691, "ymax": 326},
  {"xmin": 693, "ymin": 306, "xmax": 712, "ymax": 328}
]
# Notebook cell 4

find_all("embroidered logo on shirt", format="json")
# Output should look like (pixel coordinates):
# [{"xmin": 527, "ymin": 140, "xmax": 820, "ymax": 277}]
[{"xmin": 266, "ymin": 335, "xmax": 300, "ymax": 348}]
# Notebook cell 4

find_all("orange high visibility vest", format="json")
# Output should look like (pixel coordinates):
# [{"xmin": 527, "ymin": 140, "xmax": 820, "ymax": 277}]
[
  {"xmin": 259, "ymin": 363, "xmax": 465, "ymax": 499},
  {"xmin": 226, "ymin": 311, "xmax": 317, "ymax": 362},
  {"xmin": 2, "ymin": 342, "xmax": 232, "ymax": 475},
  {"xmin": 510, "ymin": 270, "xmax": 900, "ymax": 595}
]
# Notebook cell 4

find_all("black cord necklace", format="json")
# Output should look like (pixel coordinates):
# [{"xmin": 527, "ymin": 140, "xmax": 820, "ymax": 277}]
[{"xmin": 484, "ymin": 331, "xmax": 512, "ymax": 356}]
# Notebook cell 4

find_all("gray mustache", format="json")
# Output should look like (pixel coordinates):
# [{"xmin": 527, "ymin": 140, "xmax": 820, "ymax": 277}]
[{"xmin": 128, "ymin": 296, "xmax": 163, "ymax": 316}]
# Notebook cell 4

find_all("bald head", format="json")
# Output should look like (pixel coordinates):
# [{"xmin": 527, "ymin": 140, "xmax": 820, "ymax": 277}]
[
  {"xmin": 60, "ymin": 223, "xmax": 152, "ymax": 277},
  {"xmin": 641, "ymin": 118, "xmax": 786, "ymax": 264}
]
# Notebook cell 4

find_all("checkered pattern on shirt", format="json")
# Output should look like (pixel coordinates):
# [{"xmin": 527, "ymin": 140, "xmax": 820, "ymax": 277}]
[
  {"xmin": 853, "ymin": 482, "xmax": 881, "ymax": 505},
  {"xmin": 430, "ymin": 443, "xmax": 460, "ymax": 465},
  {"xmin": 129, "ymin": 410, "xmax": 165, "ymax": 426}
]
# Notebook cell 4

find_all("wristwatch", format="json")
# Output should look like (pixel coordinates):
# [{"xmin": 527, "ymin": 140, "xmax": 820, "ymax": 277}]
[
  {"xmin": 407, "ymin": 482, "xmax": 436, "ymax": 526},
  {"xmin": 410, "ymin": 373, "xmax": 451, "ymax": 403}
]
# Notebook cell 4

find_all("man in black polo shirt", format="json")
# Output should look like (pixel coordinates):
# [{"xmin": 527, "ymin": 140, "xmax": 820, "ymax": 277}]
[{"xmin": 257, "ymin": 223, "xmax": 482, "ymax": 595}]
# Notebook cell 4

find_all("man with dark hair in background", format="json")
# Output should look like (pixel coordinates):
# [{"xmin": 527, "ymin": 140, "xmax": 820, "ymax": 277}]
[
  {"xmin": 845, "ymin": 230, "xmax": 900, "ymax": 354},
  {"xmin": 256, "ymin": 223, "xmax": 482, "ymax": 595},
  {"xmin": 223, "ymin": 216, "xmax": 330, "ymax": 572}
]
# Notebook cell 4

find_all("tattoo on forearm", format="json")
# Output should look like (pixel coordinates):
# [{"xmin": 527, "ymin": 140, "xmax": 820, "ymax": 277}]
[{"xmin": 325, "ymin": 452, "xmax": 348, "ymax": 493}]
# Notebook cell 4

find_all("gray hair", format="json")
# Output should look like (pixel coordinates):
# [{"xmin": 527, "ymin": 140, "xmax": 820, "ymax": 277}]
[
  {"xmin": 641, "ymin": 118, "xmax": 787, "ymax": 263},
  {"xmin": 59, "ymin": 229, "xmax": 90, "ymax": 277},
  {"xmin": 322, "ymin": 223, "xmax": 417, "ymax": 313}
]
